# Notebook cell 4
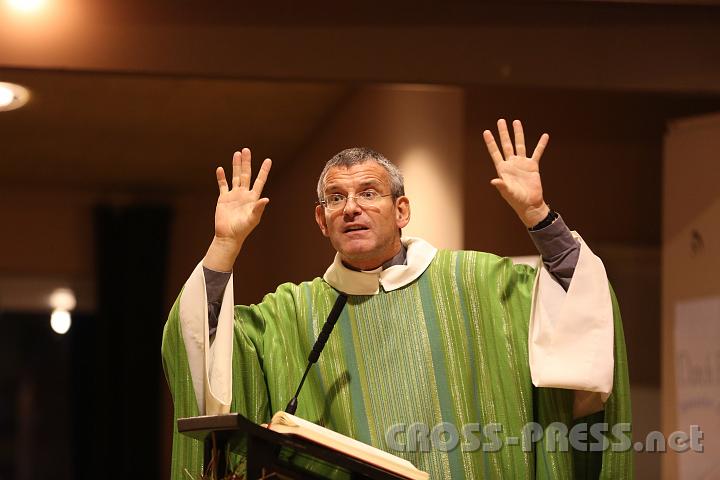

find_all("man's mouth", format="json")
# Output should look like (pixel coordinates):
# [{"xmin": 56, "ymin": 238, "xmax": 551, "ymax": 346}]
[{"xmin": 344, "ymin": 225, "xmax": 369, "ymax": 233}]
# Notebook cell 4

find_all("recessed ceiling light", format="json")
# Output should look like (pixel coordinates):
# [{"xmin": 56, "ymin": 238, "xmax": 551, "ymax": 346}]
[
  {"xmin": 0, "ymin": 82, "xmax": 30, "ymax": 112},
  {"xmin": 7, "ymin": 0, "xmax": 46, "ymax": 14}
]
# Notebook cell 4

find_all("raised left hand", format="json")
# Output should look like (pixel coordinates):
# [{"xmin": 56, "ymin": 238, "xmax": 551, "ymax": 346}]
[{"xmin": 483, "ymin": 119, "xmax": 550, "ymax": 228}]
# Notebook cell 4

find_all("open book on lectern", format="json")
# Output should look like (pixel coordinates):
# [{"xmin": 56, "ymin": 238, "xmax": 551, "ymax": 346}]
[{"xmin": 268, "ymin": 411, "xmax": 429, "ymax": 480}]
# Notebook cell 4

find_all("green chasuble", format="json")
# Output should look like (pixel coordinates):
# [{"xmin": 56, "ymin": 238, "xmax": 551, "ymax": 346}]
[{"xmin": 162, "ymin": 249, "xmax": 633, "ymax": 479}]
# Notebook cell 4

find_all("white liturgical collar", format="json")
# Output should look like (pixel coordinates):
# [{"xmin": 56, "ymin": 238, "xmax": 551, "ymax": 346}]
[{"xmin": 323, "ymin": 237, "xmax": 438, "ymax": 295}]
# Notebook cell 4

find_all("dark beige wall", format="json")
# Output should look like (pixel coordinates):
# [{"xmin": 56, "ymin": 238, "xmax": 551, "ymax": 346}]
[
  {"xmin": 0, "ymin": 188, "xmax": 95, "ymax": 277},
  {"xmin": 661, "ymin": 112, "xmax": 720, "ymax": 479}
]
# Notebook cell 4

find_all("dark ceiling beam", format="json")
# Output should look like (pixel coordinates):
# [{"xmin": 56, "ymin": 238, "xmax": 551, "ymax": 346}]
[
  {"xmin": 76, "ymin": 1, "xmax": 720, "ymax": 27},
  {"xmin": 1, "ymin": 1, "xmax": 719, "ymax": 93}
]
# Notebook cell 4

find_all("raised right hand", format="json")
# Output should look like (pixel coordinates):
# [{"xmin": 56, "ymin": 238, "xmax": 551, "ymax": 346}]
[{"xmin": 203, "ymin": 148, "xmax": 272, "ymax": 271}]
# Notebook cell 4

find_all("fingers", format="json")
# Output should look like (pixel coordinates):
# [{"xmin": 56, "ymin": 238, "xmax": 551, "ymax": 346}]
[
  {"xmin": 490, "ymin": 177, "xmax": 508, "ymax": 194},
  {"xmin": 531, "ymin": 133, "xmax": 550, "ymax": 164},
  {"xmin": 216, "ymin": 167, "xmax": 229, "ymax": 194},
  {"xmin": 487, "ymin": 119, "xmax": 547, "ymax": 162},
  {"xmin": 490, "ymin": 178, "xmax": 513, "ymax": 203},
  {"xmin": 240, "ymin": 147, "xmax": 252, "ymax": 189},
  {"xmin": 483, "ymin": 130, "xmax": 504, "ymax": 168},
  {"xmin": 252, "ymin": 198, "xmax": 270, "ymax": 219},
  {"xmin": 229, "ymin": 148, "xmax": 268, "ymax": 193},
  {"xmin": 513, "ymin": 120, "xmax": 526, "ymax": 157},
  {"xmin": 251, "ymin": 158, "xmax": 272, "ymax": 197},
  {"xmin": 231, "ymin": 151, "xmax": 241, "ymax": 188},
  {"xmin": 497, "ymin": 119, "xmax": 515, "ymax": 158}
]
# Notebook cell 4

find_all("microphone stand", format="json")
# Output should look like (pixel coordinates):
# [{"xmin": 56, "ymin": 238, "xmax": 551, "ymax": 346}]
[{"xmin": 285, "ymin": 293, "xmax": 348, "ymax": 414}]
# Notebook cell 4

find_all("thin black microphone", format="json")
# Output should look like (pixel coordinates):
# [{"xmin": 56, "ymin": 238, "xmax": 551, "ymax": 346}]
[{"xmin": 285, "ymin": 293, "xmax": 348, "ymax": 415}]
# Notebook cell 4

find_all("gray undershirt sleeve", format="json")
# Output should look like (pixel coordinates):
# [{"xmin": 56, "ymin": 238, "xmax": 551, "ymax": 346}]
[
  {"xmin": 201, "ymin": 214, "xmax": 580, "ymax": 330},
  {"xmin": 203, "ymin": 266, "xmax": 231, "ymax": 337},
  {"xmin": 527, "ymin": 215, "xmax": 580, "ymax": 291}
]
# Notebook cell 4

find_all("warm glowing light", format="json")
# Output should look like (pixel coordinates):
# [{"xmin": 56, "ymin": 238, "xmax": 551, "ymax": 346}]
[
  {"xmin": 48, "ymin": 288, "xmax": 75, "ymax": 334},
  {"xmin": 50, "ymin": 309, "xmax": 72, "ymax": 334},
  {"xmin": 7, "ymin": 0, "xmax": 46, "ymax": 13},
  {"xmin": 0, "ymin": 82, "xmax": 30, "ymax": 111},
  {"xmin": 0, "ymin": 87, "xmax": 13, "ymax": 107},
  {"xmin": 49, "ymin": 287, "xmax": 77, "ymax": 311}
]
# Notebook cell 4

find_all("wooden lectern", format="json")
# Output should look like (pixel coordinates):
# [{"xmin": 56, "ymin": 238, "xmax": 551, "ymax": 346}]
[{"xmin": 178, "ymin": 413, "xmax": 417, "ymax": 480}]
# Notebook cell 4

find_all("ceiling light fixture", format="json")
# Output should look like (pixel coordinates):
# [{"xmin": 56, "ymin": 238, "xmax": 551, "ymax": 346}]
[
  {"xmin": 7, "ymin": 0, "xmax": 46, "ymax": 14},
  {"xmin": 0, "ymin": 82, "xmax": 30, "ymax": 111}
]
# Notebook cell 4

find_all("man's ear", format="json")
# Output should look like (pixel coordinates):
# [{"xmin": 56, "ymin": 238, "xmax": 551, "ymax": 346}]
[
  {"xmin": 315, "ymin": 204, "xmax": 329, "ymax": 237},
  {"xmin": 395, "ymin": 196, "xmax": 410, "ymax": 229}
]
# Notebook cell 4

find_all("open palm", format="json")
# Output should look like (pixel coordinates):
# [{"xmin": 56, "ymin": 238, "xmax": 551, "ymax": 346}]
[
  {"xmin": 483, "ymin": 119, "xmax": 550, "ymax": 227},
  {"xmin": 214, "ymin": 148, "xmax": 272, "ymax": 243}
]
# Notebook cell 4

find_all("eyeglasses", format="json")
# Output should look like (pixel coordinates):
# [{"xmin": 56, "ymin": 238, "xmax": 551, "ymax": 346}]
[{"xmin": 319, "ymin": 190, "xmax": 393, "ymax": 211}]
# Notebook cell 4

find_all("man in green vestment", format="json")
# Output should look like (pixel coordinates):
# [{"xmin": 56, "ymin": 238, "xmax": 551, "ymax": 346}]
[{"xmin": 162, "ymin": 119, "xmax": 633, "ymax": 479}]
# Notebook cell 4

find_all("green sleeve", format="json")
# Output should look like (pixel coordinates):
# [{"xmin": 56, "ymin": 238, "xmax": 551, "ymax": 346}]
[
  {"xmin": 533, "ymin": 286, "xmax": 634, "ymax": 479},
  {"xmin": 598, "ymin": 286, "xmax": 634, "ymax": 478},
  {"xmin": 161, "ymin": 291, "xmax": 204, "ymax": 480},
  {"xmin": 161, "ymin": 283, "xmax": 303, "ymax": 480}
]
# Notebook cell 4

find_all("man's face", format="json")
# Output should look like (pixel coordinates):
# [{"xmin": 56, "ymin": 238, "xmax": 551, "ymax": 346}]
[{"xmin": 315, "ymin": 161, "xmax": 410, "ymax": 270}]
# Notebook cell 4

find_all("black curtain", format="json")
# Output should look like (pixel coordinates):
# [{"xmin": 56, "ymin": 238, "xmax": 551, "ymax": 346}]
[{"xmin": 72, "ymin": 204, "xmax": 171, "ymax": 479}]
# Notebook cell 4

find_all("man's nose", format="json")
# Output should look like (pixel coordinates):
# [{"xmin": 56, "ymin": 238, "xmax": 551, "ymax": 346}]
[{"xmin": 343, "ymin": 196, "xmax": 362, "ymax": 217}]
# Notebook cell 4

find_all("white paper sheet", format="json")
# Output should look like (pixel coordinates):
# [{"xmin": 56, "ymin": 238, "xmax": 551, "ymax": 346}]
[{"xmin": 675, "ymin": 297, "xmax": 720, "ymax": 479}]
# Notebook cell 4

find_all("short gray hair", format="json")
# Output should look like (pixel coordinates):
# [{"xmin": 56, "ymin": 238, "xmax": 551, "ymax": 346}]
[{"xmin": 316, "ymin": 147, "xmax": 405, "ymax": 202}]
